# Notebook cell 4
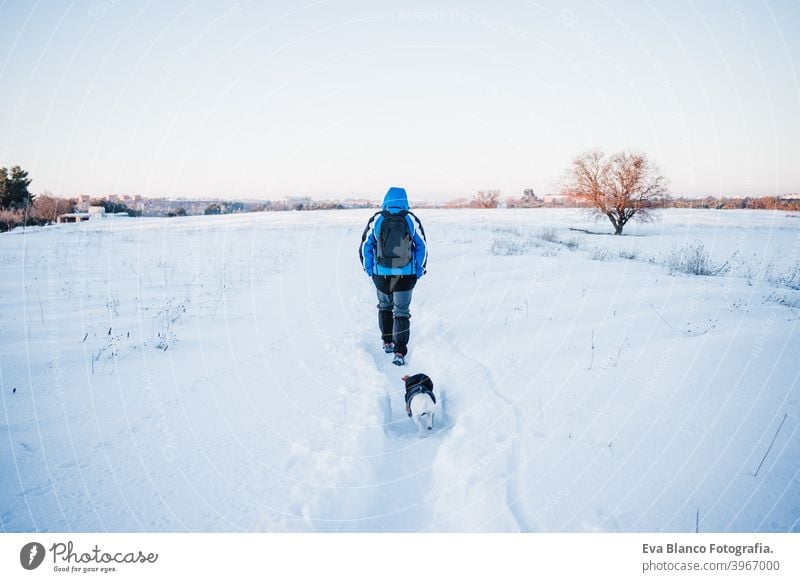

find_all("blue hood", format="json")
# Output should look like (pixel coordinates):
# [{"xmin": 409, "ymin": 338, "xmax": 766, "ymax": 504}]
[{"xmin": 382, "ymin": 187, "xmax": 409, "ymax": 212}]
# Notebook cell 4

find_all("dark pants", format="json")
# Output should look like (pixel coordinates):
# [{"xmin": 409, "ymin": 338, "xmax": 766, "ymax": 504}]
[{"xmin": 376, "ymin": 287, "xmax": 414, "ymax": 355}]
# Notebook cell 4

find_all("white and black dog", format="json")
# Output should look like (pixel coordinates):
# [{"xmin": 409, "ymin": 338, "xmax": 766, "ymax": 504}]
[{"xmin": 403, "ymin": 373, "xmax": 437, "ymax": 432}]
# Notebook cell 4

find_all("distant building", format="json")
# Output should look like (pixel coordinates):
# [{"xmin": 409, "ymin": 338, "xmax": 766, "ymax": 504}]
[
  {"xmin": 76, "ymin": 194, "xmax": 91, "ymax": 211},
  {"xmin": 57, "ymin": 206, "xmax": 132, "ymax": 223},
  {"xmin": 57, "ymin": 212, "xmax": 90, "ymax": 223}
]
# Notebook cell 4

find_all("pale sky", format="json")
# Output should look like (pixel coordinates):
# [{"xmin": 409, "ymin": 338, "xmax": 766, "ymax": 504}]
[{"xmin": 1, "ymin": 0, "xmax": 798, "ymax": 201}]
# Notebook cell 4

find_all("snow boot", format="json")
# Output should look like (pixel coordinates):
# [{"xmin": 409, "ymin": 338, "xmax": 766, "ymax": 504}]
[
  {"xmin": 392, "ymin": 353, "xmax": 406, "ymax": 366},
  {"xmin": 383, "ymin": 342, "xmax": 395, "ymax": 353}
]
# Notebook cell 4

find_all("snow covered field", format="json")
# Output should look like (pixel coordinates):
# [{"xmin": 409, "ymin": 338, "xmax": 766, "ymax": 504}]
[{"xmin": 1, "ymin": 208, "xmax": 799, "ymax": 532}]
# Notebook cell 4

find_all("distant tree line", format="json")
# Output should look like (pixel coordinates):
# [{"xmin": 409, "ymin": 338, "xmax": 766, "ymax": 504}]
[
  {"xmin": 1, "ymin": 165, "xmax": 149, "ymax": 230},
  {"xmin": 670, "ymin": 196, "xmax": 800, "ymax": 211},
  {"xmin": 97, "ymin": 198, "xmax": 141, "ymax": 217},
  {"xmin": 444, "ymin": 190, "xmax": 800, "ymax": 213},
  {"xmin": 445, "ymin": 189, "xmax": 550, "ymax": 209},
  {"xmin": 1, "ymin": 166, "xmax": 80, "ymax": 232},
  {"xmin": 3, "ymin": 162, "xmax": 798, "ymax": 234},
  {"xmin": 201, "ymin": 201, "xmax": 247, "ymax": 215},
  {"xmin": 196, "ymin": 198, "xmax": 380, "ymax": 215}
]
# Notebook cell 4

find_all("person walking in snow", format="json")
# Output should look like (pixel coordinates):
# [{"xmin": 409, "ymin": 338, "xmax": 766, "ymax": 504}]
[{"xmin": 359, "ymin": 187, "xmax": 428, "ymax": 366}]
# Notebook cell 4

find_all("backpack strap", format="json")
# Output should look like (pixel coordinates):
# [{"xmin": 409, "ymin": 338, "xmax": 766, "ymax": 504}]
[
  {"xmin": 407, "ymin": 211, "xmax": 426, "ymax": 241},
  {"xmin": 358, "ymin": 211, "xmax": 382, "ymax": 267},
  {"xmin": 407, "ymin": 211, "xmax": 427, "ymax": 272}
]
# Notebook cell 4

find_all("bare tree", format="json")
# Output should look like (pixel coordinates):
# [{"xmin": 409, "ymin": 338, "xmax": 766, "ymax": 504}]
[
  {"xmin": 561, "ymin": 149, "xmax": 669, "ymax": 234},
  {"xmin": 31, "ymin": 192, "xmax": 75, "ymax": 224},
  {"xmin": 521, "ymin": 188, "xmax": 538, "ymax": 207},
  {"xmin": 471, "ymin": 189, "xmax": 500, "ymax": 209}
]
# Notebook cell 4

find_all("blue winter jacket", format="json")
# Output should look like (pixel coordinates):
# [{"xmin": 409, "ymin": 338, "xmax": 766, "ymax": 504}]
[{"xmin": 360, "ymin": 187, "xmax": 428, "ymax": 277}]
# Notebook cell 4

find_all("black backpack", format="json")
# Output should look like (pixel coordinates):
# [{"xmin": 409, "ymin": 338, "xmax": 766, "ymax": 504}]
[{"xmin": 377, "ymin": 210, "xmax": 412, "ymax": 268}]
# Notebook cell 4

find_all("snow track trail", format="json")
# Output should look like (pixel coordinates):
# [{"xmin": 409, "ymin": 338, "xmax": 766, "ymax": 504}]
[
  {"xmin": 327, "ymin": 281, "xmax": 537, "ymax": 532},
  {"xmin": 438, "ymin": 335, "xmax": 533, "ymax": 532},
  {"xmin": 410, "ymin": 313, "xmax": 538, "ymax": 532},
  {"xmin": 354, "ymin": 339, "xmax": 449, "ymax": 530}
]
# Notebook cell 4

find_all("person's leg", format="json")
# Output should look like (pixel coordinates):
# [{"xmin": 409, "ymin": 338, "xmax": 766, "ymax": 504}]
[
  {"xmin": 376, "ymin": 288, "xmax": 394, "ymax": 345},
  {"xmin": 391, "ymin": 289, "xmax": 413, "ymax": 355}
]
